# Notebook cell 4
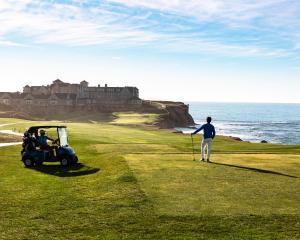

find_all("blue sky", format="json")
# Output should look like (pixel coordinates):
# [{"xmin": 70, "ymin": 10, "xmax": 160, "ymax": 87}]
[{"xmin": 0, "ymin": 0, "xmax": 300, "ymax": 103}]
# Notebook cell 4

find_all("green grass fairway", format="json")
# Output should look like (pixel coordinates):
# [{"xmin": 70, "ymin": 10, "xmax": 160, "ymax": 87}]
[{"xmin": 0, "ymin": 116, "xmax": 299, "ymax": 239}]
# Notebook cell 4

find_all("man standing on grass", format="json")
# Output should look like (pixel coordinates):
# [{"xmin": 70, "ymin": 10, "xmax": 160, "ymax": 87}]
[{"xmin": 191, "ymin": 116, "xmax": 216, "ymax": 162}]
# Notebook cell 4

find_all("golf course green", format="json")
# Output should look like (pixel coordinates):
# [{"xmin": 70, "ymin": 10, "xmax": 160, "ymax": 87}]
[{"xmin": 0, "ymin": 114, "xmax": 299, "ymax": 239}]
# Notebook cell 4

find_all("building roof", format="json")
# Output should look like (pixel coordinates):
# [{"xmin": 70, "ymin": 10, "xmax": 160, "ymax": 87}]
[
  {"xmin": 0, "ymin": 92, "xmax": 12, "ymax": 98},
  {"xmin": 53, "ymin": 79, "xmax": 63, "ymax": 83},
  {"xmin": 10, "ymin": 92, "xmax": 26, "ymax": 99},
  {"xmin": 52, "ymin": 79, "xmax": 70, "ymax": 87},
  {"xmin": 0, "ymin": 92, "xmax": 28, "ymax": 99}
]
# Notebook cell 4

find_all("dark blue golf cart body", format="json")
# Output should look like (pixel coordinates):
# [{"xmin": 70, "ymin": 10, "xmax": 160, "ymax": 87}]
[{"xmin": 21, "ymin": 126, "xmax": 78, "ymax": 167}]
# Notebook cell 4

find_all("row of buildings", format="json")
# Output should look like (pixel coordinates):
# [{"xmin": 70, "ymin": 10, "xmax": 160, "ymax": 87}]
[{"xmin": 0, "ymin": 79, "xmax": 142, "ymax": 112}]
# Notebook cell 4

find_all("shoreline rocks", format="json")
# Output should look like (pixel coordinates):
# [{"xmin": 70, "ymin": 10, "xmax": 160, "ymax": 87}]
[{"xmin": 229, "ymin": 136, "xmax": 243, "ymax": 142}]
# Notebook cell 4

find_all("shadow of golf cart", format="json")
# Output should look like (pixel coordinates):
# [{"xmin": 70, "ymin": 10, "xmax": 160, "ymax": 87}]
[{"xmin": 21, "ymin": 126, "xmax": 79, "ymax": 167}]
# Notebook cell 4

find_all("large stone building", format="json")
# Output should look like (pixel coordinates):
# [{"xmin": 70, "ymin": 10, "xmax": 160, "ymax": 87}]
[{"xmin": 0, "ymin": 79, "xmax": 141, "ymax": 112}]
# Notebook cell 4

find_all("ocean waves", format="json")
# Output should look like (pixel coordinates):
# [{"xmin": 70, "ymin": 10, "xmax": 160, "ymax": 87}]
[
  {"xmin": 211, "ymin": 120, "xmax": 300, "ymax": 144},
  {"xmin": 187, "ymin": 102, "xmax": 300, "ymax": 145}
]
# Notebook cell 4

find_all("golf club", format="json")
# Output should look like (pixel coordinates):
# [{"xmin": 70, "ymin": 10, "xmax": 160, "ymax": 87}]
[{"xmin": 191, "ymin": 134, "xmax": 196, "ymax": 161}]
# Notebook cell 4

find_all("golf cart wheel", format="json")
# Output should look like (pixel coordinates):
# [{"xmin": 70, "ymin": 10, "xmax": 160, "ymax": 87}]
[
  {"xmin": 73, "ymin": 156, "xmax": 78, "ymax": 164},
  {"xmin": 23, "ymin": 158, "xmax": 34, "ymax": 168},
  {"xmin": 35, "ymin": 161, "xmax": 43, "ymax": 166},
  {"xmin": 61, "ymin": 158, "xmax": 69, "ymax": 167}
]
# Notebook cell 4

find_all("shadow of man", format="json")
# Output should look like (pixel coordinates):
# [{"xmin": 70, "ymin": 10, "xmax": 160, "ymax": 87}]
[{"xmin": 210, "ymin": 161, "xmax": 298, "ymax": 178}]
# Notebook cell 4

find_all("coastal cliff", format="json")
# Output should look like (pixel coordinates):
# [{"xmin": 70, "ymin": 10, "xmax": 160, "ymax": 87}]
[
  {"xmin": 0, "ymin": 100, "xmax": 195, "ymax": 128},
  {"xmin": 141, "ymin": 101, "xmax": 195, "ymax": 128}
]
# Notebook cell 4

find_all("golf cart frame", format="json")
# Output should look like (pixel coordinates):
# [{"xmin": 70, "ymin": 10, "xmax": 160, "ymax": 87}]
[{"xmin": 21, "ymin": 125, "xmax": 78, "ymax": 167}]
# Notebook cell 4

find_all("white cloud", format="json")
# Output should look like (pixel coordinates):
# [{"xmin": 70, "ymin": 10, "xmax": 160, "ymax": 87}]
[
  {"xmin": 0, "ymin": 39, "xmax": 27, "ymax": 47},
  {"xmin": 107, "ymin": 0, "xmax": 288, "ymax": 22},
  {"xmin": 0, "ymin": 0, "xmax": 162, "ymax": 46},
  {"xmin": 108, "ymin": 0, "xmax": 223, "ymax": 16},
  {"xmin": 0, "ymin": 0, "xmax": 299, "ymax": 58}
]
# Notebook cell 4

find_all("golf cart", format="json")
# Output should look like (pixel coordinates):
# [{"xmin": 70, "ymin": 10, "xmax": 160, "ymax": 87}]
[{"xmin": 21, "ymin": 126, "xmax": 78, "ymax": 167}]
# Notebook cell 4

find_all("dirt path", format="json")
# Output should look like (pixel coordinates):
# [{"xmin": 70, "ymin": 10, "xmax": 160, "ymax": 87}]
[
  {"xmin": 0, "ymin": 129, "xmax": 23, "ymax": 147},
  {"xmin": 0, "ymin": 130, "xmax": 23, "ymax": 136},
  {"xmin": 0, "ymin": 142, "xmax": 22, "ymax": 147}
]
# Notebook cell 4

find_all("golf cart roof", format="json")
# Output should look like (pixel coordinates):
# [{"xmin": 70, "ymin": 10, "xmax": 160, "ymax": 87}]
[{"xmin": 28, "ymin": 126, "xmax": 67, "ymax": 132}]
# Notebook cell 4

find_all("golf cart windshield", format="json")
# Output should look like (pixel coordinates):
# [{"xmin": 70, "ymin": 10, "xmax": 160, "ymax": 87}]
[{"xmin": 58, "ymin": 128, "xmax": 68, "ymax": 146}]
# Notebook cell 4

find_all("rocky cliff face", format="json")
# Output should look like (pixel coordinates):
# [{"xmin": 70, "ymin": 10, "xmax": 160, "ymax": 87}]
[
  {"xmin": 142, "ymin": 101, "xmax": 195, "ymax": 128},
  {"xmin": 0, "ymin": 100, "xmax": 195, "ymax": 128}
]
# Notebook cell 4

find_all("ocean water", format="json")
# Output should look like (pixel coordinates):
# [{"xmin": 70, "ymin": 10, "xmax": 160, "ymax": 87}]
[{"xmin": 183, "ymin": 102, "xmax": 300, "ymax": 145}]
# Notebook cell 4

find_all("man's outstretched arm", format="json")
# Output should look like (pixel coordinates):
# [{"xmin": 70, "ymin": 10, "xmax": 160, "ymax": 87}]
[
  {"xmin": 192, "ymin": 125, "xmax": 203, "ymax": 135},
  {"xmin": 46, "ymin": 136, "xmax": 55, "ymax": 142}
]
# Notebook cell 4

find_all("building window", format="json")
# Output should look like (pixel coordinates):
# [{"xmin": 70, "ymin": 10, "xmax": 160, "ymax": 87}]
[
  {"xmin": 25, "ymin": 99, "xmax": 32, "ymax": 105},
  {"xmin": 1, "ymin": 99, "xmax": 10, "ymax": 104},
  {"xmin": 50, "ymin": 100, "xmax": 57, "ymax": 105}
]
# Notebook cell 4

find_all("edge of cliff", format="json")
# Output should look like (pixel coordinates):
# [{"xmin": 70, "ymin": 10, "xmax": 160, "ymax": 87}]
[{"xmin": 141, "ymin": 100, "xmax": 195, "ymax": 129}]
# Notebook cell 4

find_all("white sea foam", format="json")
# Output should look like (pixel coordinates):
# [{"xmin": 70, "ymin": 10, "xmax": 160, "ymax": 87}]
[{"xmin": 187, "ymin": 102, "xmax": 300, "ymax": 144}]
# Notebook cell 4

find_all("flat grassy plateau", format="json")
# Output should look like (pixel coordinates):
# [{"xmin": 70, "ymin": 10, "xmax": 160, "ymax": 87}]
[{"xmin": 0, "ymin": 114, "xmax": 299, "ymax": 240}]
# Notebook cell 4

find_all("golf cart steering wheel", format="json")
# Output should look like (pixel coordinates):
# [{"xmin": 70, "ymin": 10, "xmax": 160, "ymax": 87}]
[{"xmin": 52, "ymin": 139, "xmax": 59, "ymax": 145}]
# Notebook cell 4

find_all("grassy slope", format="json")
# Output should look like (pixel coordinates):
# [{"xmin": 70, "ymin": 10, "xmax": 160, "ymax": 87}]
[{"xmin": 0, "ymin": 115, "xmax": 299, "ymax": 240}]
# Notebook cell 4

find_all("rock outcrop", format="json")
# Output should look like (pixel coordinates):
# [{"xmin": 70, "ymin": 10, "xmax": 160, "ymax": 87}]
[
  {"xmin": 142, "ymin": 101, "xmax": 195, "ymax": 128},
  {"xmin": 229, "ymin": 136, "xmax": 243, "ymax": 142}
]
